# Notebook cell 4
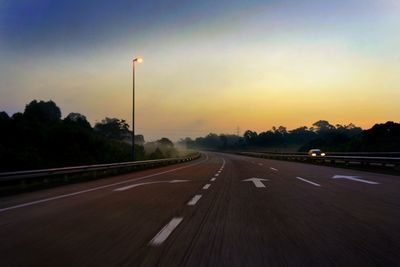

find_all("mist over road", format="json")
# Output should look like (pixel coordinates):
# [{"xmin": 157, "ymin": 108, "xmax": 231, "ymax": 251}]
[{"xmin": 1, "ymin": 152, "xmax": 399, "ymax": 266}]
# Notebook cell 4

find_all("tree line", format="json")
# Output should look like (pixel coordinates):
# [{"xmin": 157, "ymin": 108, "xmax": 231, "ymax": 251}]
[
  {"xmin": 0, "ymin": 100, "xmax": 178, "ymax": 172},
  {"xmin": 179, "ymin": 120, "xmax": 400, "ymax": 152}
]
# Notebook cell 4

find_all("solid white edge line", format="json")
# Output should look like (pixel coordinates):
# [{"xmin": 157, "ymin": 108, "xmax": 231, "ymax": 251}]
[
  {"xmin": 0, "ymin": 154, "xmax": 209, "ymax": 213},
  {"xmin": 203, "ymin": 184, "xmax": 211, "ymax": 190},
  {"xmin": 296, "ymin": 177, "xmax": 321, "ymax": 187},
  {"xmin": 149, "ymin": 217, "xmax": 183, "ymax": 246},
  {"xmin": 187, "ymin": 194, "xmax": 202, "ymax": 206}
]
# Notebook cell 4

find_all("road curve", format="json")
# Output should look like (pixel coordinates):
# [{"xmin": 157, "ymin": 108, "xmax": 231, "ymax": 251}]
[{"xmin": 0, "ymin": 152, "xmax": 399, "ymax": 266}]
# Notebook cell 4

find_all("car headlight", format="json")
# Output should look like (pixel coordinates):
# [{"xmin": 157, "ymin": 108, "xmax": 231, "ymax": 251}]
[
  {"xmin": 311, "ymin": 153, "xmax": 316, "ymax": 156},
  {"xmin": 321, "ymin": 153, "xmax": 326, "ymax": 156}
]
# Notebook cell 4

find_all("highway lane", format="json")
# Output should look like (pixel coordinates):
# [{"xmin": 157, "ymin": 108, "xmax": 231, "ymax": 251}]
[
  {"xmin": 1, "ymin": 152, "xmax": 400, "ymax": 266},
  {"xmin": 0, "ymin": 153, "xmax": 221, "ymax": 266}
]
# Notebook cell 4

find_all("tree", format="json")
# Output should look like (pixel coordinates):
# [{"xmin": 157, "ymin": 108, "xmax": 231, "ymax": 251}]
[
  {"xmin": 275, "ymin": 126, "xmax": 287, "ymax": 135},
  {"xmin": 94, "ymin": 117, "xmax": 130, "ymax": 140},
  {"xmin": 134, "ymin": 144, "xmax": 145, "ymax": 160},
  {"xmin": 0, "ymin": 112, "xmax": 10, "ymax": 138},
  {"xmin": 177, "ymin": 137, "xmax": 196, "ymax": 149},
  {"xmin": 360, "ymin": 121, "xmax": 400, "ymax": 151},
  {"xmin": 0, "ymin": 100, "xmax": 154, "ymax": 171},
  {"xmin": 312, "ymin": 120, "xmax": 335, "ymax": 133},
  {"xmin": 149, "ymin": 147, "xmax": 164, "ymax": 159},
  {"xmin": 0, "ymin": 111, "xmax": 9, "ymax": 122},
  {"xmin": 220, "ymin": 135, "xmax": 228, "ymax": 148},
  {"xmin": 243, "ymin": 130, "xmax": 258, "ymax": 145},
  {"xmin": 135, "ymin": 135, "xmax": 145, "ymax": 145},
  {"xmin": 335, "ymin": 123, "xmax": 362, "ymax": 137},
  {"xmin": 24, "ymin": 100, "xmax": 61, "ymax": 126},
  {"xmin": 157, "ymin": 137, "xmax": 174, "ymax": 148},
  {"xmin": 65, "ymin": 112, "xmax": 91, "ymax": 129}
]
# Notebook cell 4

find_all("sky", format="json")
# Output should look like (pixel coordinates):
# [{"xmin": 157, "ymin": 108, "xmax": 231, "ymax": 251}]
[{"xmin": 0, "ymin": 0, "xmax": 399, "ymax": 141}]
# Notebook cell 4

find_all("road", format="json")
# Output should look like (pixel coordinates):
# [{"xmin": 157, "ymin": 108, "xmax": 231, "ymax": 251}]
[{"xmin": 1, "ymin": 152, "xmax": 399, "ymax": 266}]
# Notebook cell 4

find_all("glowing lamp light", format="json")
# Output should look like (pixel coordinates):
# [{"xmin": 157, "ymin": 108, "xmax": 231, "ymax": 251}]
[{"xmin": 134, "ymin": 57, "xmax": 143, "ymax": 63}]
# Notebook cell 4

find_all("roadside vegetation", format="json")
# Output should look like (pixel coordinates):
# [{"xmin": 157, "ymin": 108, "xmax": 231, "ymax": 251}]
[
  {"xmin": 179, "ymin": 120, "xmax": 400, "ymax": 153},
  {"xmin": 0, "ymin": 100, "xmax": 181, "ymax": 172}
]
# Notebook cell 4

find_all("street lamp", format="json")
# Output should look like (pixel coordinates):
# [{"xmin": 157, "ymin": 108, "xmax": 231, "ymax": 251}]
[{"xmin": 132, "ymin": 57, "xmax": 143, "ymax": 160}]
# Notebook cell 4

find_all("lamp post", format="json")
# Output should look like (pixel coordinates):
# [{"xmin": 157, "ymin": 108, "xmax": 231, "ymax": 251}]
[{"xmin": 132, "ymin": 57, "xmax": 143, "ymax": 160}]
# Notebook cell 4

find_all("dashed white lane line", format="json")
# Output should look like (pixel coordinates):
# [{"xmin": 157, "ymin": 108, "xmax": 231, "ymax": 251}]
[
  {"xmin": 215, "ymin": 173, "xmax": 219, "ymax": 177},
  {"xmin": 149, "ymin": 217, "xmax": 183, "ymax": 246},
  {"xmin": 0, "ymin": 154, "xmax": 210, "ymax": 213},
  {"xmin": 210, "ymin": 178, "xmax": 216, "ymax": 182},
  {"xmin": 295, "ymin": 177, "xmax": 321, "ymax": 187},
  {"xmin": 270, "ymin": 167, "xmax": 278, "ymax": 171},
  {"xmin": 203, "ymin": 184, "xmax": 211, "ymax": 190},
  {"xmin": 187, "ymin": 195, "xmax": 202, "ymax": 206},
  {"xmin": 149, "ymin": 157, "xmax": 225, "ymax": 247}
]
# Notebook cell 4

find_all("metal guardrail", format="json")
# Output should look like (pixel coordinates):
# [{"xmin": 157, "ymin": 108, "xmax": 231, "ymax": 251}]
[
  {"xmin": 256, "ymin": 151, "xmax": 400, "ymax": 157},
  {"xmin": 238, "ymin": 152, "xmax": 400, "ymax": 168},
  {"xmin": 0, "ymin": 153, "xmax": 200, "ymax": 183}
]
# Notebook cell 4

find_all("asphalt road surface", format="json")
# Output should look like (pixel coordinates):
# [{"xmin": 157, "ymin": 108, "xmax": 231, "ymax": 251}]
[{"xmin": 1, "ymin": 152, "xmax": 399, "ymax": 267}]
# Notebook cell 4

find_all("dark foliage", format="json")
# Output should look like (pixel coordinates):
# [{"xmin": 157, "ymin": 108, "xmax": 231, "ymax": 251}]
[
  {"xmin": 179, "ymin": 121, "xmax": 400, "ymax": 153},
  {"xmin": 0, "ymin": 100, "xmax": 144, "ymax": 171},
  {"xmin": 358, "ymin": 122, "xmax": 400, "ymax": 151},
  {"xmin": 94, "ymin": 117, "xmax": 130, "ymax": 141},
  {"xmin": 149, "ymin": 148, "xmax": 165, "ymax": 159}
]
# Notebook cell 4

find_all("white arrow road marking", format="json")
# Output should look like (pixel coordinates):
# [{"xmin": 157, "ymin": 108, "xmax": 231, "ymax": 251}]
[
  {"xmin": 203, "ymin": 184, "xmax": 211, "ymax": 190},
  {"xmin": 332, "ymin": 175, "xmax": 379, "ymax": 184},
  {"xmin": 210, "ymin": 178, "xmax": 216, "ymax": 182},
  {"xmin": 270, "ymin": 167, "xmax": 278, "ymax": 171},
  {"xmin": 187, "ymin": 195, "xmax": 202, "ymax": 206},
  {"xmin": 169, "ymin": 180, "xmax": 188, "ymax": 183},
  {"xmin": 0, "ymin": 154, "xmax": 209, "ymax": 213},
  {"xmin": 114, "ymin": 180, "xmax": 189, "ymax": 191},
  {"xmin": 149, "ymin": 217, "xmax": 183, "ymax": 246},
  {"xmin": 242, "ymin": 178, "xmax": 269, "ymax": 188},
  {"xmin": 296, "ymin": 177, "xmax": 321, "ymax": 187}
]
